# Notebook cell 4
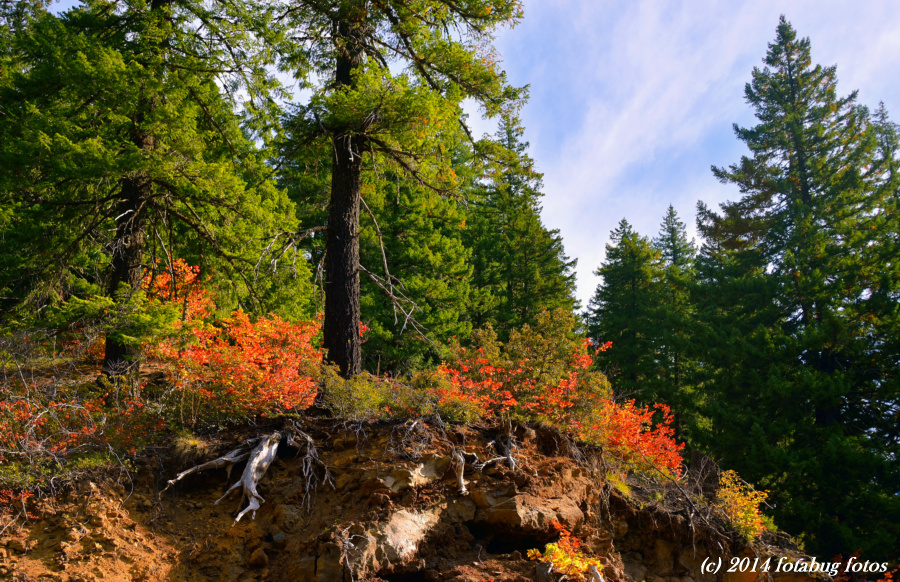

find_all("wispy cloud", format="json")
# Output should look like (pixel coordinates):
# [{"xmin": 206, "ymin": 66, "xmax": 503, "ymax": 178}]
[{"xmin": 494, "ymin": 0, "xmax": 900, "ymax": 304}]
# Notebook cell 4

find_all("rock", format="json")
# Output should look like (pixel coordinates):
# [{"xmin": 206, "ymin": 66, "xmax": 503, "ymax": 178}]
[
  {"xmin": 475, "ymin": 493, "xmax": 556, "ymax": 533},
  {"xmin": 7, "ymin": 539, "xmax": 26, "ymax": 553},
  {"xmin": 273, "ymin": 504, "xmax": 304, "ymax": 533},
  {"xmin": 247, "ymin": 548, "xmax": 268, "ymax": 568},
  {"xmin": 653, "ymin": 538, "xmax": 676, "ymax": 575},
  {"xmin": 444, "ymin": 498, "xmax": 476, "ymax": 522},
  {"xmin": 548, "ymin": 496, "xmax": 585, "ymax": 527},
  {"xmin": 335, "ymin": 472, "xmax": 356, "ymax": 491},
  {"xmin": 316, "ymin": 543, "xmax": 345, "ymax": 581},
  {"xmin": 380, "ymin": 509, "xmax": 442, "ymax": 562},
  {"xmin": 625, "ymin": 560, "xmax": 648, "ymax": 582},
  {"xmin": 290, "ymin": 556, "xmax": 317, "ymax": 580}
]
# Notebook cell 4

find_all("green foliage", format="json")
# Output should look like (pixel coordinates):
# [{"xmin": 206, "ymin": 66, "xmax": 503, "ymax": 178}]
[
  {"xmin": 273, "ymin": 0, "xmax": 526, "ymax": 376},
  {"xmin": 465, "ymin": 116, "xmax": 578, "ymax": 339},
  {"xmin": 0, "ymin": 0, "xmax": 297, "ymax": 322},
  {"xmin": 359, "ymin": 166, "xmax": 475, "ymax": 373},
  {"xmin": 695, "ymin": 17, "xmax": 900, "ymax": 559},
  {"xmin": 585, "ymin": 219, "xmax": 663, "ymax": 399},
  {"xmin": 317, "ymin": 366, "xmax": 482, "ymax": 423}
]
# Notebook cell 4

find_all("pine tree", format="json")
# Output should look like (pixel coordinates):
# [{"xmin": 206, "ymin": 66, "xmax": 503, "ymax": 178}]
[
  {"xmin": 465, "ymin": 116, "xmax": 577, "ymax": 338},
  {"xmin": 0, "ymin": 1, "xmax": 293, "ymax": 375},
  {"xmin": 585, "ymin": 219, "xmax": 662, "ymax": 400},
  {"xmin": 699, "ymin": 17, "xmax": 900, "ymax": 558},
  {"xmin": 276, "ymin": 0, "xmax": 524, "ymax": 378},
  {"xmin": 650, "ymin": 206, "xmax": 697, "ymax": 432},
  {"xmin": 358, "ymin": 168, "xmax": 474, "ymax": 374}
]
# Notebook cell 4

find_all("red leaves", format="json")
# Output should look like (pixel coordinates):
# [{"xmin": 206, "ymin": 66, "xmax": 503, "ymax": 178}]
[
  {"xmin": 146, "ymin": 262, "xmax": 323, "ymax": 423},
  {"xmin": 580, "ymin": 401, "xmax": 684, "ymax": 477},
  {"xmin": 434, "ymin": 324, "xmax": 682, "ymax": 476}
]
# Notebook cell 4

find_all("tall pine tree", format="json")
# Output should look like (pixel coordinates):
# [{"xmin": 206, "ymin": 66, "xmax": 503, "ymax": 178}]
[
  {"xmin": 698, "ymin": 17, "xmax": 900, "ymax": 559},
  {"xmin": 275, "ymin": 0, "xmax": 524, "ymax": 378},
  {"xmin": 651, "ymin": 206, "xmax": 698, "ymax": 434},
  {"xmin": 585, "ymin": 219, "xmax": 662, "ymax": 400},
  {"xmin": 465, "ymin": 116, "xmax": 577, "ymax": 339}
]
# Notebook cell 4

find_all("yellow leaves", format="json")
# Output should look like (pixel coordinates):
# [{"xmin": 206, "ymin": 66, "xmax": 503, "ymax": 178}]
[
  {"xmin": 529, "ymin": 527, "xmax": 605, "ymax": 582},
  {"xmin": 714, "ymin": 470, "xmax": 769, "ymax": 540}
]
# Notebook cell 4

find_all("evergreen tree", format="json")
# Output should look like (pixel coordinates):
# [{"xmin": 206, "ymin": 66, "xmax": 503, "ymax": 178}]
[
  {"xmin": 698, "ymin": 17, "xmax": 900, "ymax": 558},
  {"xmin": 276, "ymin": 0, "xmax": 524, "ymax": 378},
  {"xmin": 650, "ymin": 206, "xmax": 697, "ymax": 433},
  {"xmin": 585, "ymin": 219, "xmax": 662, "ymax": 400},
  {"xmin": 465, "ymin": 116, "xmax": 578, "ymax": 338},
  {"xmin": 0, "ymin": 1, "xmax": 294, "ymax": 375},
  {"xmin": 359, "ymin": 169, "xmax": 474, "ymax": 374}
]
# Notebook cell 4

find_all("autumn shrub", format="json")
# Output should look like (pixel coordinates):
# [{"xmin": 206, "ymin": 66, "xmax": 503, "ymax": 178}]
[
  {"xmin": 436, "ymin": 309, "xmax": 684, "ymax": 476},
  {"xmin": 577, "ymin": 400, "xmax": 683, "ymax": 477},
  {"xmin": 713, "ymin": 469, "xmax": 769, "ymax": 540},
  {"xmin": 318, "ymin": 367, "xmax": 483, "ymax": 423},
  {"xmin": 0, "ymin": 258, "xmax": 322, "ymax": 489},
  {"xmin": 318, "ymin": 366, "xmax": 394, "ymax": 421},
  {"xmin": 528, "ymin": 519, "xmax": 605, "ymax": 581},
  {"xmin": 144, "ymin": 260, "xmax": 322, "ymax": 426},
  {"xmin": 0, "ymin": 324, "xmax": 166, "ymax": 489},
  {"xmin": 436, "ymin": 309, "xmax": 611, "ymax": 423}
]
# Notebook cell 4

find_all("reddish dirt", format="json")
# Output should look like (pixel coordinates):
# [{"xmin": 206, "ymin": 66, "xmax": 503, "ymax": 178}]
[{"xmin": 0, "ymin": 421, "xmax": 810, "ymax": 582}]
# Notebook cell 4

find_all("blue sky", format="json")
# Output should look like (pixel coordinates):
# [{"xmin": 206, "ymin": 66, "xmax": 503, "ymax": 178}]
[
  {"xmin": 50, "ymin": 0, "xmax": 900, "ymax": 304},
  {"xmin": 478, "ymin": 0, "xmax": 900, "ymax": 304}
]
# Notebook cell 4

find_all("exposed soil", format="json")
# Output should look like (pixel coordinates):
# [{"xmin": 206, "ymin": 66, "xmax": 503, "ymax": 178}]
[{"xmin": 0, "ymin": 420, "xmax": 816, "ymax": 582}]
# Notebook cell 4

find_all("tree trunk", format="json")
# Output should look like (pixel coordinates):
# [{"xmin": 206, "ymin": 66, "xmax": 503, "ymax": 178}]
[
  {"xmin": 322, "ymin": 6, "xmax": 366, "ymax": 379},
  {"xmin": 323, "ymin": 137, "xmax": 363, "ymax": 378},
  {"xmin": 101, "ymin": 173, "xmax": 150, "ymax": 377},
  {"xmin": 102, "ymin": 99, "xmax": 155, "ymax": 378}
]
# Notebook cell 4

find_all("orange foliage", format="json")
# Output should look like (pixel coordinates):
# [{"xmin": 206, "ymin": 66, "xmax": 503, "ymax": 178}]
[
  {"xmin": 431, "ymin": 315, "xmax": 683, "ymax": 476},
  {"xmin": 146, "ymin": 260, "xmax": 322, "ymax": 422},
  {"xmin": 433, "ymin": 338, "xmax": 603, "ymax": 422},
  {"xmin": 578, "ymin": 400, "xmax": 684, "ymax": 477}
]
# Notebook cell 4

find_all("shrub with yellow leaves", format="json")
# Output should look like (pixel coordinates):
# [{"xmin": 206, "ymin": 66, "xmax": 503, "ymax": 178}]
[
  {"xmin": 528, "ymin": 520, "xmax": 605, "ymax": 581},
  {"xmin": 713, "ymin": 469, "xmax": 769, "ymax": 540}
]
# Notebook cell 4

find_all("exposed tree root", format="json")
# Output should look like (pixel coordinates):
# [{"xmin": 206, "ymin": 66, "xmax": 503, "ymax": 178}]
[
  {"xmin": 162, "ymin": 422, "xmax": 332, "ymax": 522},
  {"xmin": 161, "ymin": 437, "xmax": 258, "ymax": 492},
  {"xmin": 216, "ymin": 431, "xmax": 281, "ymax": 522}
]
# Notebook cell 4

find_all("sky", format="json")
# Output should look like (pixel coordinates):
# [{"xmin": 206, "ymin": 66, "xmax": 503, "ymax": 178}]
[
  {"xmin": 48, "ymin": 0, "xmax": 900, "ymax": 305},
  {"xmin": 475, "ymin": 0, "xmax": 900, "ymax": 305}
]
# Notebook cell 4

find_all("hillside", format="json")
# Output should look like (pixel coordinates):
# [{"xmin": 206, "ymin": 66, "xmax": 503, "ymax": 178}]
[{"xmin": 1, "ymin": 420, "xmax": 814, "ymax": 582}]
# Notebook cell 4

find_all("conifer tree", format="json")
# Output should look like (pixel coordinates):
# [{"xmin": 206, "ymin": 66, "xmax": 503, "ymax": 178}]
[
  {"xmin": 465, "ymin": 116, "xmax": 577, "ymax": 338},
  {"xmin": 698, "ymin": 17, "xmax": 900, "ymax": 558},
  {"xmin": 650, "ymin": 206, "xmax": 697, "ymax": 431},
  {"xmin": 0, "ymin": 0, "xmax": 293, "ymax": 376},
  {"xmin": 585, "ymin": 219, "xmax": 662, "ymax": 400},
  {"xmin": 275, "ymin": 0, "xmax": 524, "ymax": 378}
]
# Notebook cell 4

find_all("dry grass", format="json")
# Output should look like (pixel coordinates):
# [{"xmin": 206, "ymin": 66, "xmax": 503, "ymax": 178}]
[{"xmin": 172, "ymin": 434, "xmax": 211, "ymax": 465}]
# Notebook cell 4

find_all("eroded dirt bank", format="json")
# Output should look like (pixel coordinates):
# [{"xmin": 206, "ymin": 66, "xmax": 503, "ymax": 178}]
[{"xmin": 0, "ymin": 420, "xmax": 817, "ymax": 582}]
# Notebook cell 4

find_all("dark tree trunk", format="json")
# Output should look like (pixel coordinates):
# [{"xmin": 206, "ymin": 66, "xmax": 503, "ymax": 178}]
[
  {"xmin": 322, "ymin": 6, "xmax": 366, "ymax": 379},
  {"xmin": 101, "ymin": 174, "xmax": 150, "ymax": 377},
  {"xmin": 323, "ymin": 138, "xmax": 363, "ymax": 378},
  {"xmin": 102, "ymin": 108, "xmax": 154, "ymax": 378}
]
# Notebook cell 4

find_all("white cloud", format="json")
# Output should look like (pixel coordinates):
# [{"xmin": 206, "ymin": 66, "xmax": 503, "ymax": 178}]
[{"xmin": 496, "ymin": 0, "xmax": 900, "ymax": 304}]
